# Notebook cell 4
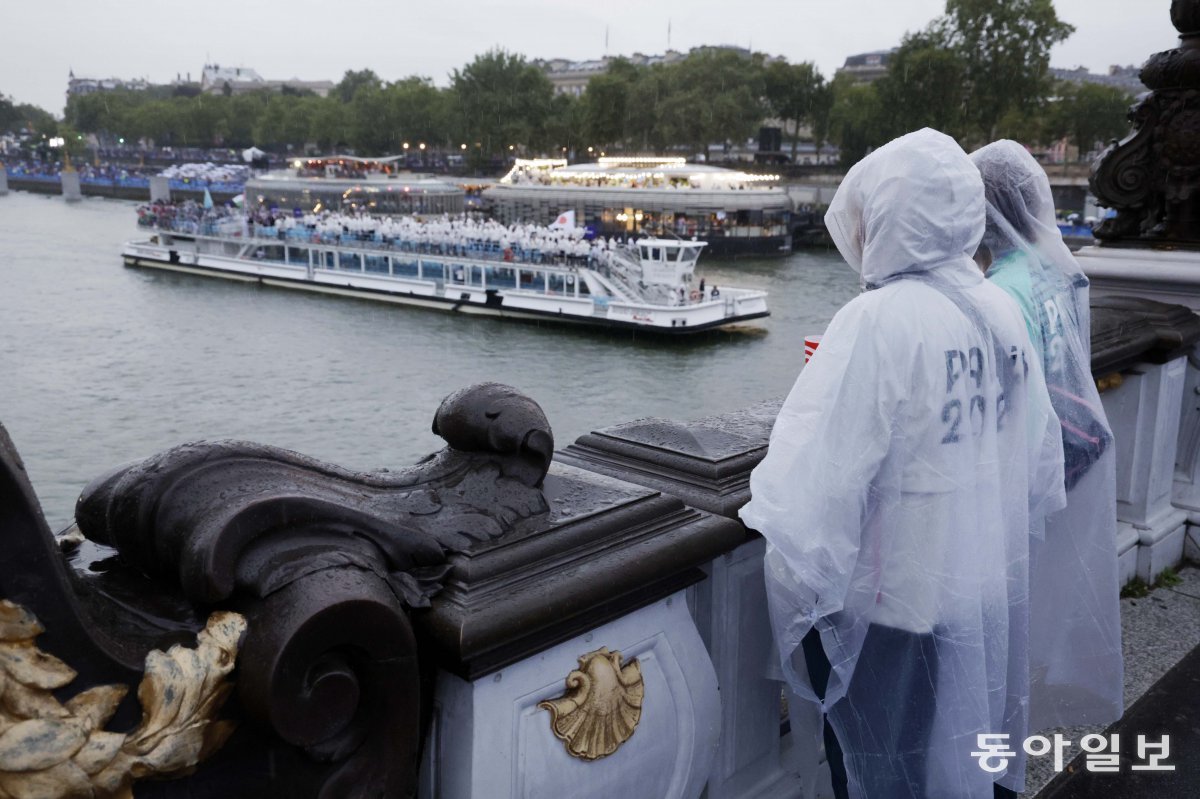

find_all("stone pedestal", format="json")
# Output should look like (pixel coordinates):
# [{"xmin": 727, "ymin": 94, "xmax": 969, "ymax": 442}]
[
  {"xmin": 699, "ymin": 537, "xmax": 812, "ymax": 799},
  {"xmin": 419, "ymin": 591, "xmax": 720, "ymax": 799},
  {"xmin": 150, "ymin": 174, "xmax": 170, "ymax": 203},
  {"xmin": 414, "ymin": 458, "xmax": 745, "ymax": 798},
  {"xmin": 559, "ymin": 405, "xmax": 813, "ymax": 798},
  {"xmin": 61, "ymin": 170, "xmax": 82, "ymax": 202},
  {"xmin": 0, "ymin": 166, "xmax": 8, "ymax": 195},
  {"xmin": 1169, "ymin": 341, "xmax": 1200, "ymax": 564},
  {"xmin": 1101, "ymin": 357, "xmax": 1190, "ymax": 582}
]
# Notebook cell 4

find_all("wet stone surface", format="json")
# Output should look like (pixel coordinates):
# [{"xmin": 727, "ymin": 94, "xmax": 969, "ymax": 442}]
[
  {"xmin": 541, "ymin": 463, "xmax": 656, "ymax": 526},
  {"xmin": 1029, "ymin": 563, "xmax": 1200, "ymax": 796}
]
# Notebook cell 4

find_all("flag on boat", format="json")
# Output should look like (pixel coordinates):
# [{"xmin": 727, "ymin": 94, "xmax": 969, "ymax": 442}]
[
  {"xmin": 549, "ymin": 209, "xmax": 576, "ymax": 229},
  {"xmin": 230, "ymin": 193, "xmax": 244, "ymax": 207},
  {"xmin": 203, "ymin": 187, "xmax": 214, "ymax": 209}
]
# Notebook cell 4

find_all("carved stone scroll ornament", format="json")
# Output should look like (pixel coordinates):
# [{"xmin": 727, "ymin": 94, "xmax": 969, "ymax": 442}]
[
  {"xmin": 539, "ymin": 647, "xmax": 644, "ymax": 761},
  {"xmin": 0, "ymin": 600, "xmax": 244, "ymax": 799},
  {"xmin": 73, "ymin": 382, "xmax": 554, "ymax": 798},
  {"xmin": 1091, "ymin": 0, "xmax": 1200, "ymax": 245}
]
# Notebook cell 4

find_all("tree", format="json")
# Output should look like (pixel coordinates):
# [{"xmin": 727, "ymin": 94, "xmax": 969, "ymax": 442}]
[
  {"xmin": 450, "ymin": 50, "xmax": 554, "ymax": 162},
  {"xmin": 664, "ymin": 49, "xmax": 765, "ymax": 156},
  {"xmin": 226, "ymin": 92, "xmax": 272, "ymax": 147},
  {"xmin": 810, "ymin": 81, "xmax": 834, "ymax": 157},
  {"xmin": 309, "ymin": 96, "xmax": 352, "ymax": 152},
  {"xmin": 827, "ymin": 74, "xmax": 887, "ymax": 166},
  {"xmin": 65, "ymin": 89, "xmax": 141, "ymax": 136},
  {"xmin": 387, "ymin": 77, "xmax": 450, "ymax": 150},
  {"xmin": 0, "ymin": 94, "xmax": 55, "ymax": 135},
  {"xmin": 623, "ymin": 64, "xmax": 670, "ymax": 151},
  {"xmin": 127, "ymin": 101, "xmax": 175, "ymax": 145},
  {"xmin": 335, "ymin": 69, "xmax": 383, "ymax": 103},
  {"xmin": 254, "ymin": 95, "xmax": 321, "ymax": 150},
  {"xmin": 933, "ymin": 0, "xmax": 1075, "ymax": 142},
  {"xmin": 543, "ymin": 92, "xmax": 586, "ymax": 157},
  {"xmin": 763, "ymin": 61, "xmax": 828, "ymax": 157},
  {"xmin": 874, "ymin": 33, "xmax": 969, "ymax": 141},
  {"xmin": 1050, "ymin": 82, "xmax": 1133, "ymax": 158},
  {"xmin": 581, "ymin": 58, "xmax": 638, "ymax": 149},
  {"xmin": 348, "ymin": 82, "xmax": 394, "ymax": 153}
]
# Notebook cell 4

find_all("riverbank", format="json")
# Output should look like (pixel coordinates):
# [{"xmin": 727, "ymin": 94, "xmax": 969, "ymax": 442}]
[{"xmin": 4, "ymin": 174, "xmax": 240, "ymax": 204}]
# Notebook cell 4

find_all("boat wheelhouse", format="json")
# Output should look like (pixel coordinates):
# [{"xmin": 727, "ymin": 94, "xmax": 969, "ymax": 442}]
[
  {"xmin": 483, "ymin": 157, "xmax": 794, "ymax": 257},
  {"xmin": 121, "ymin": 214, "xmax": 769, "ymax": 334}
]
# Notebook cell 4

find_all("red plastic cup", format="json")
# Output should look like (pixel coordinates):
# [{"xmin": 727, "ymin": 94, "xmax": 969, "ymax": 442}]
[{"xmin": 804, "ymin": 335, "xmax": 823, "ymax": 364}]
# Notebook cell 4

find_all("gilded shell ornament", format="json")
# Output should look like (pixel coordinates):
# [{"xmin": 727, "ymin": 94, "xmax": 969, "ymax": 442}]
[{"xmin": 538, "ymin": 646, "xmax": 643, "ymax": 761}]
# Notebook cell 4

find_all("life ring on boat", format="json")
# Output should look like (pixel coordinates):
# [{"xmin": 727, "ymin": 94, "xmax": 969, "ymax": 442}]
[{"xmin": 689, "ymin": 290, "xmax": 700, "ymax": 302}]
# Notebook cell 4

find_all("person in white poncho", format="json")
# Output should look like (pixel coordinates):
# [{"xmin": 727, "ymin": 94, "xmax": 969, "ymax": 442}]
[
  {"xmin": 739, "ymin": 128, "xmax": 1066, "ymax": 799},
  {"xmin": 972, "ymin": 140, "xmax": 1123, "ymax": 733}
]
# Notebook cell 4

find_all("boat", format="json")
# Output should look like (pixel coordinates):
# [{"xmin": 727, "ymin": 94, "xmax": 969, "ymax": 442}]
[
  {"xmin": 121, "ymin": 211, "xmax": 769, "ymax": 334},
  {"xmin": 247, "ymin": 155, "xmax": 466, "ymax": 216},
  {"xmin": 484, "ymin": 157, "xmax": 794, "ymax": 257}
]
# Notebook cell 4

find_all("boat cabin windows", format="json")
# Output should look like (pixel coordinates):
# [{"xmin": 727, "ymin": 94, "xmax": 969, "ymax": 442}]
[
  {"xmin": 393, "ymin": 258, "xmax": 420, "ymax": 278},
  {"xmin": 518, "ymin": 270, "xmax": 547, "ymax": 291},
  {"xmin": 639, "ymin": 245, "xmax": 664, "ymax": 262},
  {"xmin": 251, "ymin": 245, "xmax": 286, "ymax": 263},
  {"xmin": 484, "ymin": 266, "xmax": 515, "ymax": 288}
]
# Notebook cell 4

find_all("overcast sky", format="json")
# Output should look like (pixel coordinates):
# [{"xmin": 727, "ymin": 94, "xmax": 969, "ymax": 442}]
[{"xmin": 3, "ymin": 0, "xmax": 1178, "ymax": 114}]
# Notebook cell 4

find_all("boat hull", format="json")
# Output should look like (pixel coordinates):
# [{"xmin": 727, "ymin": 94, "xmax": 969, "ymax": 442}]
[{"xmin": 121, "ymin": 242, "xmax": 769, "ymax": 334}]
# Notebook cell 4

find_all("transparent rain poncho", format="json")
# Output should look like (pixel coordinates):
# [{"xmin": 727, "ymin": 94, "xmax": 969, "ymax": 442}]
[
  {"xmin": 740, "ymin": 129, "xmax": 1065, "ymax": 798},
  {"xmin": 972, "ymin": 139, "xmax": 1123, "ymax": 732}
]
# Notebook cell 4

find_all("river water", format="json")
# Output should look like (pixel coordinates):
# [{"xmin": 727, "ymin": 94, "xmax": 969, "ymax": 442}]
[{"xmin": 0, "ymin": 190, "xmax": 859, "ymax": 530}]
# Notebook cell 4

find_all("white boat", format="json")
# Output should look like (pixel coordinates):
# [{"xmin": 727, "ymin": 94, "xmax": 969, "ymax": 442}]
[
  {"xmin": 486, "ymin": 157, "xmax": 794, "ymax": 257},
  {"xmin": 121, "ymin": 218, "xmax": 769, "ymax": 334}
]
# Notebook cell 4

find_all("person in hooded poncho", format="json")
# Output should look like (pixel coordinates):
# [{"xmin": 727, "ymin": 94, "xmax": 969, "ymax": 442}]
[
  {"xmin": 972, "ymin": 140, "xmax": 1123, "ymax": 732},
  {"xmin": 739, "ymin": 129, "xmax": 1066, "ymax": 799}
]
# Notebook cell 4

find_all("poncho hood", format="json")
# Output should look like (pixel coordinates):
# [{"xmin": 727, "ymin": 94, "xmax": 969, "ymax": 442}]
[{"xmin": 825, "ymin": 128, "xmax": 985, "ymax": 286}]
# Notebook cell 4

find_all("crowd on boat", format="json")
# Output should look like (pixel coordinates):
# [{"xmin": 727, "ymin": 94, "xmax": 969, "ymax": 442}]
[
  {"xmin": 256, "ymin": 211, "xmax": 637, "ymax": 267},
  {"xmin": 158, "ymin": 163, "xmax": 249, "ymax": 183},
  {"xmin": 136, "ymin": 199, "xmax": 233, "ymax": 232},
  {"xmin": 504, "ymin": 162, "xmax": 774, "ymax": 191},
  {"xmin": 136, "ymin": 203, "xmax": 648, "ymax": 269}
]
